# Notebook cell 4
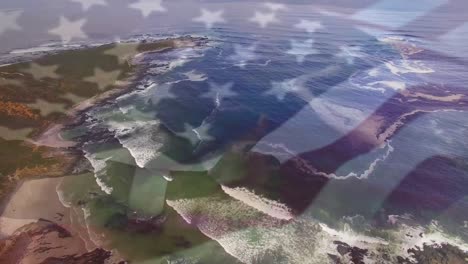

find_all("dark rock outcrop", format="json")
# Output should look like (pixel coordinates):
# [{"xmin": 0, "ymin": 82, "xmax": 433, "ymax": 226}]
[{"xmin": 0, "ymin": 219, "xmax": 122, "ymax": 264}]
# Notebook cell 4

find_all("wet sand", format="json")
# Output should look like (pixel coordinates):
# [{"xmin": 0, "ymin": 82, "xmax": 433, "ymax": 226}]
[{"xmin": 0, "ymin": 177, "xmax": 71, "ymax": 237}]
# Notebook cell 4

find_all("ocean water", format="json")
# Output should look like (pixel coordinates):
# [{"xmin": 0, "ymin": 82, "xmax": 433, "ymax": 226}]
[{"xmin": 6, "ymin": 0, "xmax": 467, "ymax": 263}]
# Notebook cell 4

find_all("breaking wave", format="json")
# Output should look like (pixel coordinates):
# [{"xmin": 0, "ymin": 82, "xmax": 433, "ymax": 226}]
[
  {"xmin": 107, "ymin": 119, "xmax": 164, "ymax": 169},
  {"xmin": 167, "ymin": 192, "xmax": 468, "ymax": 264},
  {"xmin": 84, "ymin": 152, "xmax": 113, "ymax": 195},
  {"xmin": 319, "ymin": 141, "xmax": 394, "ymax": 180},
  {"xmin": 221, "ymin": 185, "xmax": 294, "ymax": 220}
]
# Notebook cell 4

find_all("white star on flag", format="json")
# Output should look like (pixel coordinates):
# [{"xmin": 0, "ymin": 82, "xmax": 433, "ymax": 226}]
[
  {"xmin": 182, "ymin": 70, "xmax": 207, "ymax": 82},
  {"xmin": 69, "ymin": 0, "xmax": 107, "ymax": 11},
  {"xmin": 295, "ymin": 19, "xmax": 323, "ymax": 33},
  {"xmin": 0, "ymin": 10, "xmax": 22, "ymax": 36},
  {"xmin": 203, "ymin": 81, "xmax": 236, "ymax": 106},
  {"xmin": 193, "ymin": 8, "xmax": 226, "ymax": 29},
  {"xmin": 27, "ymin": 99, "xmax": 68, "ymax": 116},
  {"xmin": 264, "ymin": 2, "xmax": 287, "ymax": 12},
  {"xmin": 23, "ymin": 63, "xmax": 60, "ymax": 80},
  {"xmin": 0, "ymin": 126, "xmax": 33, "ymax": 141},
  {"xmin": 177, "ymin": 123, "xmax": 215, "ymax": 146},
  {"xmin": 129, "ymin": 0, "xmax": 167, "ymax": 18},
  {"xmin": 266, "ymin": 77, "xmax": 312, "ymax": 101},
  {"xmin": 103, "ymin": 43, "xmax": 140, "ymax": 65},
  {"xmin": 0, "ymin": 78, "xmax": 22, "ymax": 87},
  {"xmin": 85, "ymin": 68, "xmax": 121, "ymax": 90},
  {"xmin": 250, "ymin": 11, "xmax": 278, "ymax": 28},
  {"xmin": 193, "ymin": 124, "xmax": 215, "ymax": 144},
  {"xmin": 49, "ymin": 16, "xmax": 87, "ymax": 43},
  {"xmin": 148, "ymin": 83, "xmax": 178, "ymax": 104},
  {"xmin": 287, "ymin": 39, "xmax": 318, "ymax": 64},
  {"xmin": 229, "ymin": 43, "xmax": 258, "ymax": 68},
  {"xmin": 336, "ymin": 46, "xmax": 366, "ymax": 64},
  {"xmin": 62, "ymin": 93, "xmax": 88, "ymax": 104}
]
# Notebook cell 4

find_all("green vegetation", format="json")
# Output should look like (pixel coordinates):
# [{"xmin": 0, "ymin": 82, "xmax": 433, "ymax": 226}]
[{"xmin": 0, "ymin": 38, "xmax": 181, "ymax": 199}]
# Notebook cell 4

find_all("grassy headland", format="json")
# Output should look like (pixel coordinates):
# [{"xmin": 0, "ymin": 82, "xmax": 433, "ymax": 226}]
[{"xmin": 0, "ymin": 36, "xmax": 204, "ymax": 200}]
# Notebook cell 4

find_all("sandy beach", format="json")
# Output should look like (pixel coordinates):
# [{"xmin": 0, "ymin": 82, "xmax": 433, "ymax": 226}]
[
  {"xmin": 0, "ymin": 177, "xmax": 70, "ymax": 237},
  {"xmin": 0, "ymin": 175, "xmax": 106, "ymax": 263}
]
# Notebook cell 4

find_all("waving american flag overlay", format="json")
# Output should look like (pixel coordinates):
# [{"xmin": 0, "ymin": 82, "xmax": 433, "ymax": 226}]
[{"xmin": 1, "ymin": 0, "xmax": 468, "ymax": 263}]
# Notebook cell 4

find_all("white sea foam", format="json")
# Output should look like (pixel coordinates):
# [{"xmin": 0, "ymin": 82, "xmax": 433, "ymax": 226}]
[
  {"xmin": 314, "ymin": 215, "xmax": 468, "ymax": 263},
  {"xmin": 385, "ymin": 218, "xmax": 468, "ymax": 259},
  {"xmin": 162, "ymin": 174, "xmax": 174, "ymax": 182},
  {"xmin": 316, "ymin": 141, "xmax": 394, "ymax": 180},
  {"xmin": 252, "ymin": 142, "xmax": 297, "ymax": 163},
  {"xmin": 220, "ymin": 185, "xmax": 294, "ymax": 220},
  {"xmin": 350, "ymin": 49, "xmax": 435, "ymax": 93},
  {"xmin": 166, "ymin": 197, "xmax": 317, "ymax": 263},
  {"xmin": 313, "ymin": 220, "xmax": 396, "ymax": 263},
  {"xmin": 385, "ymin": 60, "xmax": 434, "ymax": 75},
  {"xmin": 107, "ymin": 120, "xmax": 163, "ymax": 168},
  {"xmin": 68, "ymin": 207, "xmax": 97, "ymax": 251},
  {"xmin": 319, "ymin": 223, "xmax": 388, "ymax": 246},
  {"xmin": 8, "ymin": 42, "xmax": 90, "ymax": 55},
  {"xmin": 10, "ymin": 46, "xmax": 57, "ymax": 54},
  {"xmin": 81, "ymin": 207, "xmax": 106, "ymax": 247},
  {"xmin": 106, "ymin": 117, "xmax": 222, "ymax": 171},
  {"xmin": 118, "ymin": 105, "xmax": 134, "ymax": 115},
  {"xmin": 328, "ymin": 214, "xmax": 468, "ymax": 261},
  {"xmin": 368, "ymin": 68, "xmax": 380, "ymax": 77},
  {"xmin": 368, "ymin": 80, "xmax": 406, "ymax": 91},
  {"xmin": 167, "ymin": 191, "xmax": 468, "ymax": 264},
  {"xmin": 150, "ymin": 47, "xmax": 206, "ymax": 74},
  {"xmin": 55, "ymin": 181, "xmax": 72, "ymax": 208},
  {"xmin": 84, "ymin": 152, "xmax": 113, "ymax": 195},
  {"xmin": 378, "ymin": 36, "xmax": 426, "ymax": 57},
  {"xmin": 95, "ymin": 45, "xmax": 211, "ymax": 170},
  {"xmin": 166, "ymin": 197, "xmax": 376, "ymax": 263},
  {"xmin": 387, "ymin": 214, "xmax": 411, "ymax": 225},
  {"xmin": 182, "ymin": 70, "xmax": 207, "ymax": 82},
  {"xmin": 351, "ymin": 71, "xmax": 407, "ymax": 93}
]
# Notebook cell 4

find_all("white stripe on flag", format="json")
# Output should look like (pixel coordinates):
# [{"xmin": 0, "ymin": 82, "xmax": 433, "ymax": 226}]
[{"xmin": 352, "ymin": 0, "xmax": 447, "ymax": 29}]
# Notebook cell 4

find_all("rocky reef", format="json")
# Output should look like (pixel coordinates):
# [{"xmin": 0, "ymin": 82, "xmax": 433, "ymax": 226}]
[{"xmin": 0, "ymin": 219, "xmax": 122, "ymax": 263}]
